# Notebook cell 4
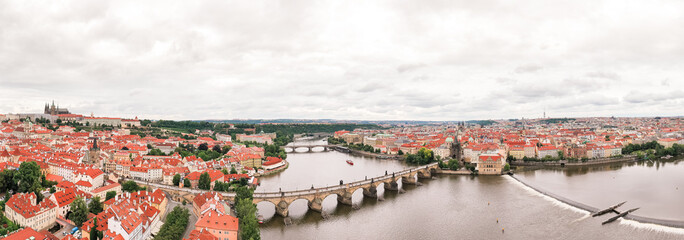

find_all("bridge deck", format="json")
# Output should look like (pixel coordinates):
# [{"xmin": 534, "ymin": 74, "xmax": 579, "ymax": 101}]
[{"xmin": 127, "ymin": 162, "xmax": 438, "ymax": 199}]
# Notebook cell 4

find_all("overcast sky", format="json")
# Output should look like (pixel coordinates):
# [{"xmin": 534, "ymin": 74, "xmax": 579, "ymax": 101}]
[{"xmin": 1, "ymin": 1, "xmax": 683, "ymax": 121}]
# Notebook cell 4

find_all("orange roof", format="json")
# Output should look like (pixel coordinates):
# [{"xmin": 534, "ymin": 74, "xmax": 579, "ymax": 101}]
[
  {"xmin": 195, "ymin": 210, "xmax": 239, "ymax": 232},
  {"xmin": 263, "ymin": 157, "xmax": 283, "ymax": 166},
  {"xmin": 92, "ymin": 183, "xmax": 122, "ymax": 193},
  {"xmin": 52, "ymin": 188, "xmax": 78, "ymax": 207},
  {"xmin": 185, "ymin": 228, "xmax": 219, "ymax": 240},
  {"xmin": 3, "ymin": 227, "xmax": 48, "ymax": 240},
  {"xmin": 479, "ymin": 155, "xmax": 502, "ymax": 162},
  {"xmin": 76, "ymin": 180, "xmax": 93, "ymax": 187},
  {"xmin": 6, "ymin": 192, "xmax": 57, "ymax": 219}
]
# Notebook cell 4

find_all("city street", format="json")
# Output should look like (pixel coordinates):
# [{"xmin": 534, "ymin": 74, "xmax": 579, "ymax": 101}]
[{"xmin": 54, "ymin": 219, "xmax": 77, "ymax": 238}]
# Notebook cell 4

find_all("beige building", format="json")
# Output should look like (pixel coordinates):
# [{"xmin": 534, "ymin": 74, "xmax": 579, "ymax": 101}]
[
  {"xmin": 477, "ymin": 154, "xmax": 504, "ymax": 175},
  {"xmin": 5, "ymin": 193, "xmax": 57, "ymax": 231}
]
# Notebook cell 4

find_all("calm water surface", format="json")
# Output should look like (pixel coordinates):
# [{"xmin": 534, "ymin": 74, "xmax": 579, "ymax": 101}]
[
  {"xmin": 257, "ymin": 139, "xmax": 684, "ymax": 239},
  {"xmin": 516, "ymin": 159, "xmax": 684, "ymax": 221}
]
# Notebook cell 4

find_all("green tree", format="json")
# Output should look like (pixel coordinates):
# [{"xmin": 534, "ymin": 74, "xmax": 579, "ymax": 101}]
[
  {"xmin": 222, "ymin": 145, "xmax": 232, "ymax": 154},
  {"xmin": 154, "ymin": 206, "xmax": 190, "ymax": 240},
  {"xmin": 69, "ymin": 198, "xmax": 89, "ymax": 228},
  {"xmin": 148, "ymin": 148, "xmax": 166, "ymax": 156},
  {"xmin": 172, "ymin": 174, "xmax": 181, "ymax": 186},
  {"xmin": 14, "ymin": 161, "xmax": 42, "ymax": 193},
  {"xmin": 503, "ymin": 163, "xmax": 511, "ymax": 171},
  {"xmin": 230, "ymin": 166, "xmax": 238, "ymax": 174},
  {"xmin": 221, "ymin": 169, "xmax": 229, "ymax": 175},
  {"xmin": 90, "ymin": 217, "xmax": 99, "ymax": 240},
  {"xmin": 235, "ymin": 186, "xmax": 253, "ymax": 202},
  {"xmin": 212, "ymin": 144, "xmax": 222, "ymax": 152},
  {"xmin": 198, "ymin": 172, "xmax": 211, "ymax": 190},
  {"xmin": 105, "ymin": 191, "xmax": 117, "ymax": 201},
  {"xmin": 398, "ymin": 150, "xmax": 404, "ymax": 155},
  {"xmin": 236, "ymin": 198, "xmax": 260, "ymax": 240},
  {"xmin": 89, "ymin": 196, "xmax": 103, "ymax": 214},
  {"xmin": 122, "ymin": 181, "xmax": 140, "ymax": 192},
  {"xmin": 184, "ymin": 178, "xmax": 191, "ymax": 188},
  {"xmin": 447, "ymin": 159, "xmax": 461, "ymax": 170},
  {"xmin": 0, "ymin": 170, "xmax": 18, "ymax": 193}
]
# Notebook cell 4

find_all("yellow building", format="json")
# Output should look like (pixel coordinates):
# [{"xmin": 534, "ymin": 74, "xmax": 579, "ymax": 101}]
[{"xmin": 509, "ymin": 147, "xmax": 525, "ymax": 160}]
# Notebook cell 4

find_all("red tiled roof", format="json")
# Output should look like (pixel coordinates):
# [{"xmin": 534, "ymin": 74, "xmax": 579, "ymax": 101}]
[
  {"xmin": 195, "ymin": 210, "xmax": 239, "ymax": 232},
  {"xmin": 3, "ymin": 227, "xmax": 48, "ymax": 240}
]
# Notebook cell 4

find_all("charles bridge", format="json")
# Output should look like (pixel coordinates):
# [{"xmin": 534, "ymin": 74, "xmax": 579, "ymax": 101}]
[{"xmin": 131, "ymin": 162, "xmax": 439, "ymax": 218}]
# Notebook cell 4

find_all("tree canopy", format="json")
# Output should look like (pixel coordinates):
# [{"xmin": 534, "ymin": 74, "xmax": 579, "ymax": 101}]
[
  {"xmin": 173, "ymin": 174, "xmax": 181, "ymax": 186},
  {"xmin": 105, "ymin": 191, "xmax": 117, "ymax": 201},
  {"xmin": 69, "ymin": 198, "xmax": 89, "ymax": 227},
  {"xmin": 234, "ymin": 186, "xmax": 260, "ymax": 240},
  {"xmin": 122, "ymin": 181, "xmax": 141, "ymax": 192},
  {"xmin": 183, "ymin": 178, "xmax": 191, "ymax": 188},
  {"xmin": 405, "ymin": 148, "xmax": 435, "ymax": 165},
  {"xmin": 153, "ymin": 206, "xmax": 190, "ymax": 240},
  {"xmin": 198, "ymin": 172, "xmax": 211, "ymax": 190},
  {"xmin": 89, "ymin": 196, "xmax": 103, "ymax": 214},
  {"xmin": 14, "ymin": 161, "xmax": 42, "ymax": 194}
]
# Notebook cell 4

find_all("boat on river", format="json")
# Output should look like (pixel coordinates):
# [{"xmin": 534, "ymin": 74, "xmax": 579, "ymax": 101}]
[{"xmin": 346, "ymin": 160, "xmax": 354, "ymax": 165}]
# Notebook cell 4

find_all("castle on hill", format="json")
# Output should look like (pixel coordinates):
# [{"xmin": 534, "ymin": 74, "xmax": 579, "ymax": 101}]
[{"xmin": 44, "ymin": 101, "xmax": 70, "ymax": 115}]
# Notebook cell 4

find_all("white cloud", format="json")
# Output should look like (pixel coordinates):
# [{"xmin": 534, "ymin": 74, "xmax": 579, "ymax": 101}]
[{"xmin": 0, "ymin": 0, "xmax": 683, "ymax": 120}]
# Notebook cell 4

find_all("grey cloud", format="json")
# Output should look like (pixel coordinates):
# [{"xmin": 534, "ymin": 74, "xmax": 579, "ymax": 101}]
[
  {"xmin": 585, "ymin": 71, "xmax": 621, "ymax": 81},
  {"xmin": 495, "ymin": 77, "xmax": 517, "ymax": 85},
  {"xmin": 397, "ymin": 63, "xmax": 427, "ymax": 73},
  {"xmin": 661, "ymin": 79, "xmax": 670, "ymax": 86},
  {"xmin": 624, "ymin": 90, "xmax": 684, "ymax": 104},
  {"xmin": 515, "ymin": 64, "xmax": 543, "ymax": 73}
]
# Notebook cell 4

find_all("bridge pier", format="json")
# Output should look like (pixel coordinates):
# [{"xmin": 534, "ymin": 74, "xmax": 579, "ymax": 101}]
[
  {"xmin": 308, "ymin": 197, "xmax": 323, "ymax": 212},
  {"xmin": 307, "ymin": 147, "xmax": 313, "ymax": 153},
  {"xmin": 363, "ymin": 186, "xmax": 377, "ymax": 198},
  {"xmin": 384, "ymin": 180, "xmax": 399, "ymax": 191},
  {"xmin": 337, "ymin": 191, "xmax": 353, "ymax": 206},
  {"xmin": 402, "ymin": 173, "xmax": 417, "ymax": 185},
  {"xmin": 417, "ymin": 169, "xmax": 432, "ymax": 179},
  {"xmin": 276, "ymin": 200, "xmax": 289, "ymax": 217}
]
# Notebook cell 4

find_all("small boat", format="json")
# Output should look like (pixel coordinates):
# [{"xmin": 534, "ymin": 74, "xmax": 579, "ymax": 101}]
[
  {"xmin": 257, "ymin": 215, "xmax": 264, "ymax": 224},
  {"xmin": 346, "ymin": 160, "xmax": 354, "ymax": 165}
]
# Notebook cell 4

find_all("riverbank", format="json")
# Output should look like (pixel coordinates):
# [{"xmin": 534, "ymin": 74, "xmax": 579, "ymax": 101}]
[
  {"xmin": 346, "ymin": 148, "xmax": 403, "ymax": 160},
  {"xmin": 508, "ymin": 174, "xmax": 684, "ymax": 229},
  {"xmin": 511, "ymin": 156, "xmax": 637, "ymax": 167},
  {"xmin": 256, "ymin": 161, "xmax": 289, "ymax": 177},
  {"xmin": 436, "ymin": 169, "xmax": 472, "ymax": 175}
]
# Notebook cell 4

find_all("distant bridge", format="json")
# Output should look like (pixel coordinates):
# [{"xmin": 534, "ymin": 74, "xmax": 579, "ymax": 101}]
[
  {"xmin": 281, "ymin": 144, "xmax": 343, "ymax": 153},
  {"xmin": 130, "ymin": 162, "xmax": 440, "ymax": 218}
]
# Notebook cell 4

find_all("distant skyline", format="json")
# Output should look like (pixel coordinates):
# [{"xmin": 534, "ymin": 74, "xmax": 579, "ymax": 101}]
[{"xmin": 1, "ymin": 1, "xmax": 683, "ymax": 121}]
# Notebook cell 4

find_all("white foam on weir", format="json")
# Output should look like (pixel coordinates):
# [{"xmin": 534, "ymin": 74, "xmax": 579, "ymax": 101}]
[
  {"xmin": 506, "ymin": 175, "xmax": 684, "ymax": 235},
  {"xmin": 504, "ymin": 175, "xmax": 588, "ymax": 215},
  {"xmin": 571, "ymin": 214, "xmax": 591, "ymax": 223},
  {"xmin": 619, "ymin": 218, "xmax": 684, "ymax": 235}
]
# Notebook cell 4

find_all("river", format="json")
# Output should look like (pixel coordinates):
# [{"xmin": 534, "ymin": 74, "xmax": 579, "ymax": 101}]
[{"xmin": 257, "ymin": 139, "xmax": 684, "ymax": 239}]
